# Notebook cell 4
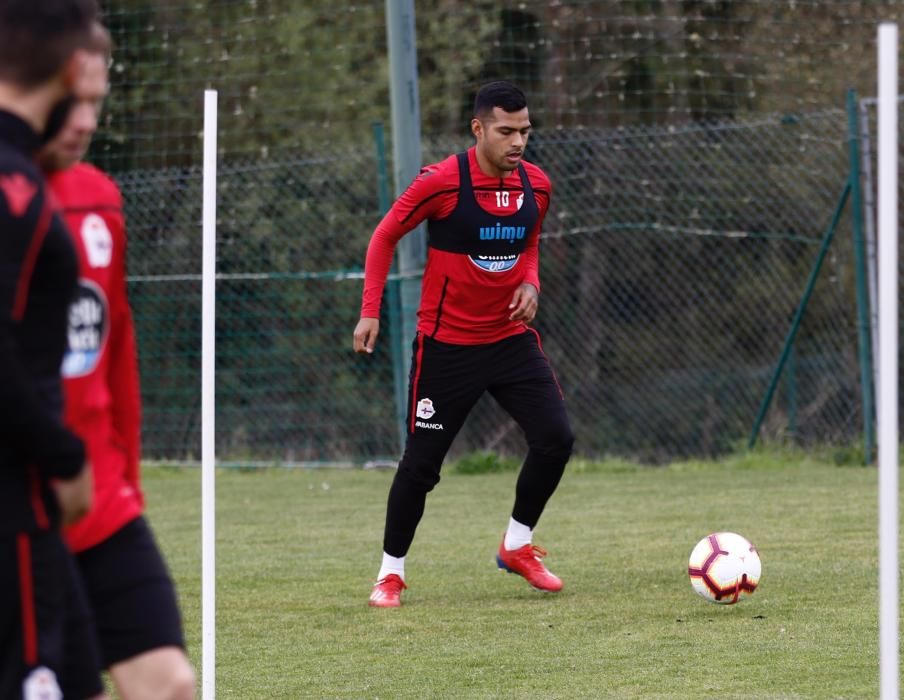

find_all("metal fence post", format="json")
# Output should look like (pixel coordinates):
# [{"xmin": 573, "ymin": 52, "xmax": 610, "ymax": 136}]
[
  {"xmin": 748, "ymin": 182, "xmax": 852, "ymax": 449},
  {"xmin": 385, "ymin": 0, "xmax": 425, "ymax": 442},
  {"xmin": 786, "ymin": 343, "xmax": 797, "ymax": 440},
  {"xmin": 846, "ymin": 88, "xmax": 876, "ymax": 464}
]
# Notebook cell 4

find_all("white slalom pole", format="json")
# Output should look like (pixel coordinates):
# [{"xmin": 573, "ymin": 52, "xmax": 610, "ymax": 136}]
[
  {"xmin": 877, "ymin": 23, "xmax": 899, "ymax": 700},
  {"xmin": 201, "ymin": 89, "xmax": 218, "ymax": 699}
]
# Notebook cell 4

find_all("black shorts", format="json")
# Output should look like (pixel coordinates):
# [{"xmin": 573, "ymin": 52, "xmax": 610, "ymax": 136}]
[
  {"xmin": 0, "ymin": 529, "xmax": 103, "ymax": 700},
  {"xmin": 74, "ymin": 516, "xmax": 185, "ymax": 668}
]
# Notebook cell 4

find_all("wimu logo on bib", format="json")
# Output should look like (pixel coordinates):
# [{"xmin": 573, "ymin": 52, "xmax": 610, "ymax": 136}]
[
  {"xmin": 471, "ymin": 221, "xmax": 525, "ymax": 272},
  {"xmin": 479, "ymin": 222, "xmax": 526, "ymax": 243}
]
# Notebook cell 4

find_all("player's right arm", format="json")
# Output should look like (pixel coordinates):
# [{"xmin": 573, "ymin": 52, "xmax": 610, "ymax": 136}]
[
  {"xmin": 103, "ymin": 183, "xmax": 144, "ymax": 499},
  {"xmin": 354, "ymin": 163, "xmax": 456, "ymax": 354},
  {"xmin": 0, "ymin": 166, "xmax": 86, "ymax": 483}
]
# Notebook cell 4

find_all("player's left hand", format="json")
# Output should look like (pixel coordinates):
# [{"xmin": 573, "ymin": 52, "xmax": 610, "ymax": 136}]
[
  {"xmin": 508, "ymin": 283, "xmax": 539, "ymax": 323},
  {"xmin": 52, "ymin": 462, "xmax": 93, "ymax": 526}
]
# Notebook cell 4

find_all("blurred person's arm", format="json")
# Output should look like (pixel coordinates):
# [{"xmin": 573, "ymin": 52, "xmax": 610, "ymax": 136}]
[
  {"xmin": 105, "ymin": 190, "xmax": 143, "ymax": 501},
  {"xmin": 0, "ymin": 169, "xmax": 85, "ymax": 478}
]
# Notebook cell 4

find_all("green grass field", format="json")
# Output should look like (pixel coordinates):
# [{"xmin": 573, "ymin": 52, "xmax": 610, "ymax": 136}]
[{"xmin": 143, "ymin": 450, "xmax": 889, "ymax": 699}]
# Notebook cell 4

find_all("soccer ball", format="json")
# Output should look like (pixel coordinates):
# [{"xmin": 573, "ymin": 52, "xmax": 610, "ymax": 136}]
[{"xmin": 688, "ymin": 532, "xmax": 761, "ymax": 605}]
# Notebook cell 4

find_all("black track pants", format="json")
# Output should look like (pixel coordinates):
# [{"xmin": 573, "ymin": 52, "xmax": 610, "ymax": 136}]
[{"xmin": 383, "ymin": 330, "xmax": 574, "ymax": 557}]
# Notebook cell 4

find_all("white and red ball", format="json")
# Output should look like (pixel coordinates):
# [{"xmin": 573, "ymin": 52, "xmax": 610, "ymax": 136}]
[{"xmin": 688, "ymin": 532, "xmax": 761, "ymax": 604}]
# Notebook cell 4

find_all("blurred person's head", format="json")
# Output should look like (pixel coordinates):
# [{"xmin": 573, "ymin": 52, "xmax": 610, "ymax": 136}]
[
  {"xmin": 0, "ymin": 0, "xmax": 100, "ymax": 136},
  {"xmin": 470, "ymin": 81, "xmax": 531, "ymax": 178},
  {"xmin": 39, "ymin": 22, "xmax": 111, "ymax": 172}
]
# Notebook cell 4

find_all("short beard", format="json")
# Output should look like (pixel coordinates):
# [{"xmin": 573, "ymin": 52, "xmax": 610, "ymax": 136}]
[{"xmin": 36, "ymin": 147, "xmax": 74, "ymax": 175}]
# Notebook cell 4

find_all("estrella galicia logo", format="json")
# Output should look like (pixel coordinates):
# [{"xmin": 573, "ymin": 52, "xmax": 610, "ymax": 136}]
[
  {"xmin": 479, "ymin": 222, "xmax": 526, "ymax": 244},
  {"xmin": 469, "ymin": 253, "xmax": 519, "ymax": 272},
  {"xmin": 62, "ymin": 279, "xmax": 108, "ymax": 378}
]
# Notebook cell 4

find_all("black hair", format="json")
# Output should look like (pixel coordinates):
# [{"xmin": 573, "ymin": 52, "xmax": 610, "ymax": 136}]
[
  {"xmin": 0, "ymin": 0, "xmax": 99, "ymax": 87},
  {"xmin": 473, "ymin": 81, "xmax": 528, "ymax": 118}
]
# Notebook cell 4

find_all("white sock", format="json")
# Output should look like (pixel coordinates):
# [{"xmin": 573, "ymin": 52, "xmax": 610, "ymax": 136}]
[
  {"xmin": 377, "ymin": 552, "xmax": 405, "ymax": 582},
  {"xmin": 504, "ymin": 517, "xmax": 533, "ymax": 551}
]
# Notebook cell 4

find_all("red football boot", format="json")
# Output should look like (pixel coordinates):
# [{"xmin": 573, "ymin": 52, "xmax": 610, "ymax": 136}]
[
  {"xmin": 496, "ymin": 541, "xmax": 563, "ymax": 592},
  {"xmin": 368, "ymin": 574, "xmax": 407, "ymax": 608}
]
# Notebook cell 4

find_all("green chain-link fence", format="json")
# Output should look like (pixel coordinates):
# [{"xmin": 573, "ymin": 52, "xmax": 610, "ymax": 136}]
[
  {"xmin": 122, "ymin": 108, "xmax": 863, "ymax": 464},
  {"xmin": 96, "ymin": 1, "xmax": 893, "ymax": 464}
]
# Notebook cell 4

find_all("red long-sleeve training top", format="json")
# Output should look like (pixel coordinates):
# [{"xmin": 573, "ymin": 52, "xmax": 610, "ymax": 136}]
[
  {"xmin": 362, "ymin": 145, "xmax": 551, "ymax": 345},
  {"xmin": 50, "ymin": 163, "xmax": 143, "ymax": 553}
]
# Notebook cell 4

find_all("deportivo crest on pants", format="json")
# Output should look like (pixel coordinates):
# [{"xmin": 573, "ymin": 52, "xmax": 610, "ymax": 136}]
[
  {"xmin": 416, "ymin": 398, "xmax": 435, "ymax": 419},
  {"xmin": 23, "ymin": 667, "xmax": 62, "ymax": 700}
]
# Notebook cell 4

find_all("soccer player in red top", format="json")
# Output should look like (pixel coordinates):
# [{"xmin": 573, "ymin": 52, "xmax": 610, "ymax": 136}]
[
  {"xmin": 354, "ymin": 81, "xmax": 574, "ymax": 607},
  {"xmin": 38, "ymin": 23, "xmax": 196, "ymax": 700}
]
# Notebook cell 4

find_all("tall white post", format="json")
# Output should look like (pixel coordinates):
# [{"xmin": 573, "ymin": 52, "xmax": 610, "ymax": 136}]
[
  {"xmin": 877, "ymin": 22, "xmax": 899, "ymax": 700},
  {"xmin": 201, "ymin": 88, "xmax": 218, "ymax": 699}
]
